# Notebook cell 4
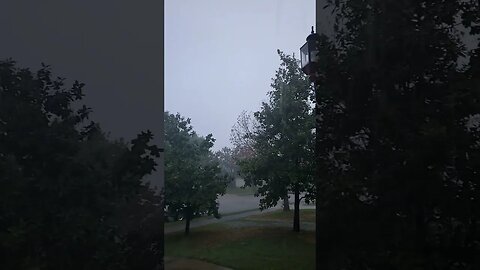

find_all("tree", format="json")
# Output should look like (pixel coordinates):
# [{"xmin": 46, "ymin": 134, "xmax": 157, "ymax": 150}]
[
  {"xmin": 230, "ymin": 110, "xmax": 257, "ymax": 161},
  {"xmin": 314, "ymin": 1, "xmax": 480, "ymax": 268},
  {"xmin": 238, "ymin": 50, "xmax": 315, "ymax": 231},
  {"xmin": 164, "ymin": 112, "xmax": 228, "ymax": 235},
  {"xmin": 215, "ymin": 147, "xmax": 239, "ymax": 187},
  {"xmin": 0, "ymin": 59, "xmax": 163, "ymax": 269}
]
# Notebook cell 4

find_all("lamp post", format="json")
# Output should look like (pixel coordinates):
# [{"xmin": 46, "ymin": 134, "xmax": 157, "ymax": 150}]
[{"xmin": 300, "ymin": 26, "xmax": 322, "ymax": 269}]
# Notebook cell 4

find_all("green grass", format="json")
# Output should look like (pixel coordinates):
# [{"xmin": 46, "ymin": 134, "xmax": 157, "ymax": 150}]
[
  {"xmin": 165, "ymin": 211, "xmax": 315, "ymax": 270},
  {"xmin": 247, "ymin": 209, "xmax": 315, "ymax": 223},
  {"xmin": 225, "ymin": 186, "xmax": 258, "ymax": 196}
]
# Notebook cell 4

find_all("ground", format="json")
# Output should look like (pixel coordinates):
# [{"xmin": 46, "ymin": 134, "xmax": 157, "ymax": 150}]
[
  {"xmin": 165, "ymin": 209, "xmax": 316, "ymax": 270},
  {"xmin": 165, "ymin": 193, "xmax": 315, "ymax": 234},
  {"xmin": 165, "ymin": 257, "xmax": 232, "ymax": 270}
]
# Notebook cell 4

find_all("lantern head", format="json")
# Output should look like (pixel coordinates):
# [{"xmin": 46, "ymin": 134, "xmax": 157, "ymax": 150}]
[{"xmin": 300, "ymin": 26, "xmax": 320, "ymax": 76}]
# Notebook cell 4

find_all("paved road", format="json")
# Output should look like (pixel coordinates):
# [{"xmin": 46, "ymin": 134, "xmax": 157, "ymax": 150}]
[
  {"xmin": 217, "ymin": 194, "xmax": 263, "ymax": 215},
  {"xmin": 218, "ymin": 193, "xmax": 314, "ymax": 215}
]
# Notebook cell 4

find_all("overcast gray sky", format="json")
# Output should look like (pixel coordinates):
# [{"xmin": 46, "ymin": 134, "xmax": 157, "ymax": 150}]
[
  {"xmin": 1, "ymin": 1, "xmax": 315, "ymax": 153},
  {"xmin": 0, "ymin": 1, "xmax": 163, "ymax": 144},
  {"xmin": 0, "ymin": 1, "xmax": 165, "ymax": 189},
  {"xmin": 165, "ymin": 0, "xmax": 315, "ymax": 151}
]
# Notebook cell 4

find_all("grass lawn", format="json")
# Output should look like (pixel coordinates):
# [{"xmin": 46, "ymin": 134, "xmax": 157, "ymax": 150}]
[{"xmin": 165, "ymin": 210, "xmax": 315, "ymax": 270}]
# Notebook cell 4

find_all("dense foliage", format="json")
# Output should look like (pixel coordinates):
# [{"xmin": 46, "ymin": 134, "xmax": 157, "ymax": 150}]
[
  {"xmin": 164, "ymin": 112, "xmax": 228, "ymax": 235},
  {"xmin": 314, "ymin": 1, "xmax": 480, "ymax": 268},
  {"xmin": 0, "ymin": 60, "xmax": 163, "ymax": 269}
]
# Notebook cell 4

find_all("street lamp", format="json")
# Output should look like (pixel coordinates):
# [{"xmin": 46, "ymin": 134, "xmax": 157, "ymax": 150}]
[{"xmin": 300, "ymin": 26, "xmax": 320, "ymax": 78}]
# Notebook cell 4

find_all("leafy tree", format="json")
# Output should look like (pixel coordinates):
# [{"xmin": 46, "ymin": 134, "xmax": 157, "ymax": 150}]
[
  {"xmin": 238, "ymin": 50, "xmax": 315, "ymax": 231},
  {"xmin": 314, "ymin": 1, "xmax": 480, "ymax": 268},
  {"xmin": 0, "ymin": 60, "xmax": 163, "ymax": 269},
  {"xmin": 164, "ymin": 112, "xmax": 228, "ymax": 235}
]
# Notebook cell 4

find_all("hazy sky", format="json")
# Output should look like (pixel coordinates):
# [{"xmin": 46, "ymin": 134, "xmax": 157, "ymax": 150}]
[{"xmin": 165, "ymin": 0, "xmax": 315, "ymax": 151}]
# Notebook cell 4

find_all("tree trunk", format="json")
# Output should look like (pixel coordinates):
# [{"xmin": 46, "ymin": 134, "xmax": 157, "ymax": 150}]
[
  {"xmin": 283, "ymin": 192, "xmax": 290, "ymax": 211},
  {"xmin": 293, "ymin": 185, "xmax": 300, "ymax": 232},
  {"xmin": 184, "ymin": 207, "xmax": 191, "ymax": 235}
]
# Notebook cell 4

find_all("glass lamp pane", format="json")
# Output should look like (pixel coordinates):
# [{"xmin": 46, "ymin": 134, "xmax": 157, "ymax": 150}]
[{"xmin": 300, "ymin": 43, "xmax": 309, "ymax": 68}]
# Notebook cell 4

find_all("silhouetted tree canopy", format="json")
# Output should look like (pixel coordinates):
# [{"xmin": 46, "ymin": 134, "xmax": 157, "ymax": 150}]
[
  {"xmin": 0, "ymin": 60, "xmax": 163, "ymax": 270},
  {"xmin": 315, "ymin": 1, "xmax": 480, "ymax": 269}
]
